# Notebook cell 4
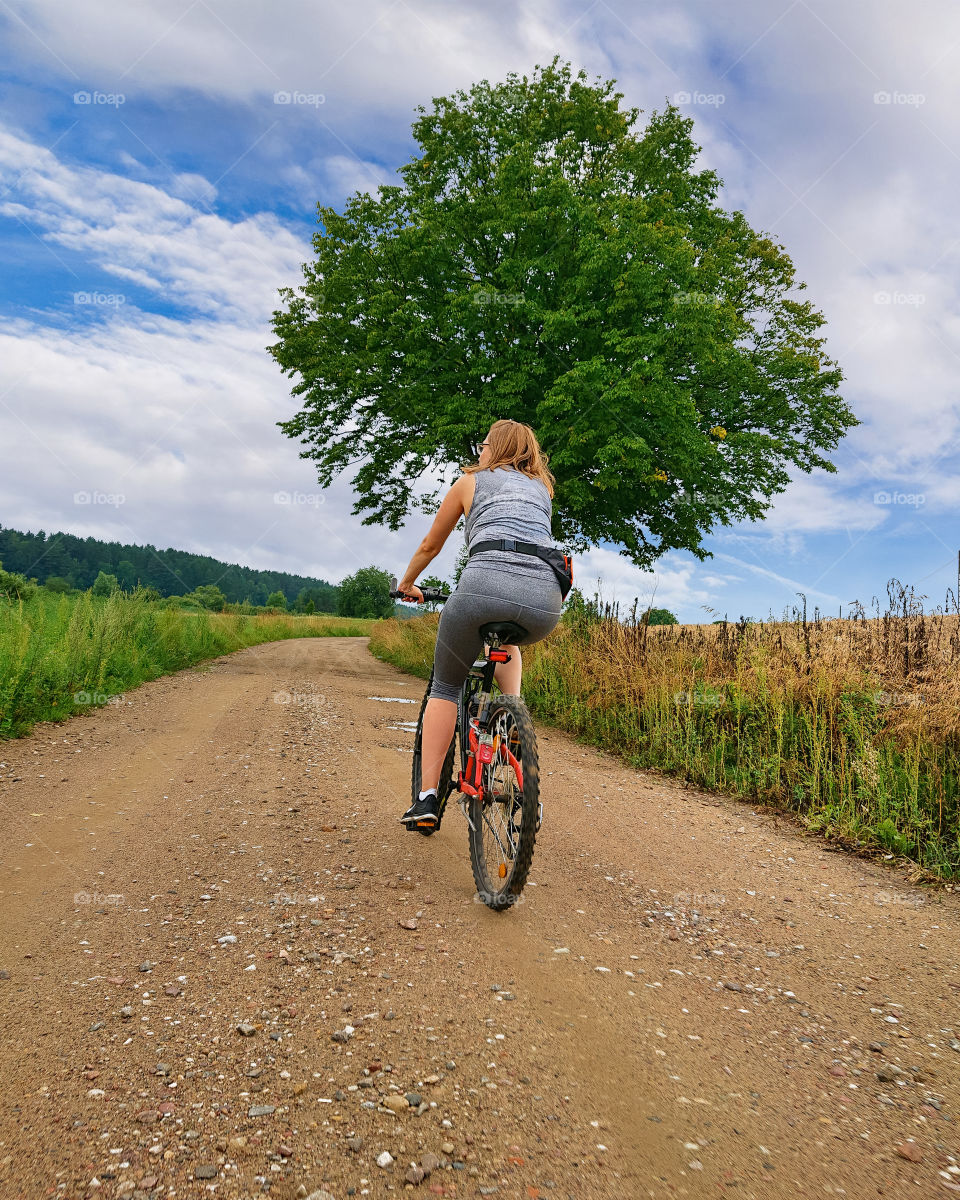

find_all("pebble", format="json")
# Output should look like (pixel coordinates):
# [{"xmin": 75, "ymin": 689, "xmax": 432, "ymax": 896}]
[
  {"xmin": 405, "ymin": 1092, "xmax": 422, "ymax": 1106},
  {"xmin": 376, "ymin": 1150, "xmax": 394, "ymax": 1168},
  {"xmin": 441, "ymin": 1141, "xmax": 455, "ymax": 1154},
  {"xmin": 88, "ymin": 1021, "xmax": 105, "ymax": 1032},
  {"xmin": 346, "ymin": 1137, "xmax": 363, "ymax": 1152},
  {"xmin": 304, "ymin": 1192, "xmax": 336, "ymax": 1200},
  {"xmin": 237, "ymin": 1023, "xmax": 257, "ymax": 1037},
  {"xmin": 421, "ymin": 1152, "xmax": 441, "ymax": 1174},
  {"xmin": 248, "ymin": 1104, "xmax": 275, "ymax": 1117},
  {"xmin": 217, "ymin": 935, "xmax": 237, "ymax": 945},
  {"xmin": 194, "ymin": 1165, "xmax": 218, "ymax": 1179},
  {"xmin": 119, "ymin": 1006, "xmax": 133, "ymax": 1019},
  {"xmin": 383, "ymin": 1094, "xmax": 409, "ymax": 1112},
  {"xmin": 406, "ymin": 1165, "xmax": 425, "ymax": 1184},
  {"xmin": 138, "ymin": 961, "xmax": 152, "ymax": 973},
  {"xmin": 332, "ymin": 1025, "xmax": 355, "ymax": 1043},
  {"xmin": 868, "ymin": 1042, "xmax": 884, "ymax": 1053},
  {"xmin": 896, "ymin": 1141, "xmax": 923, "ymax": 1163},
  {"xmin": 723, "ymin": 981, "xmax": 741, "ymax": 992},
  {"xmin": 398, "ymin": 918, "xmax": 418, "ymax": 930}
]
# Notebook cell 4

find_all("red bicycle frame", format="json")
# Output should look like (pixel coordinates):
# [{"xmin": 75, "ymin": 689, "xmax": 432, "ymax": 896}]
[{"xmin": 457, "ymin": 648, "xmax": 524, "ymax": 799}]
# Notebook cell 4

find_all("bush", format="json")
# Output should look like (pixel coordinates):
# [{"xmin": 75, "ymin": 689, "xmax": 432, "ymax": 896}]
[
  {"xmin": 91, "ymin": 571, "xmax": 119, "ymax": 597},
  {"xmin": 0, "ymin": 561, "xmax": 38, "ymax": 600},
  {"xmin": 644, "ymin": 607, "xmax": 679, "ymax": 626}
]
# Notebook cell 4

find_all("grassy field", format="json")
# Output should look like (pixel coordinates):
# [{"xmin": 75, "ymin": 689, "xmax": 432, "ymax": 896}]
[
  {"xmin": 0, "ymin": 587, "xmax": 376, "ymax": 739},
  {"xmin": 370, "ymin": 583, "xmax": 960, "ymax": 881}
]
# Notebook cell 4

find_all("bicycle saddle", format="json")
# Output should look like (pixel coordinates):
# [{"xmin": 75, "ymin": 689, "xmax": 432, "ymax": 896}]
[{"xmin": 479, "ymin": 619, "xmax": 529, "ymax": 644}]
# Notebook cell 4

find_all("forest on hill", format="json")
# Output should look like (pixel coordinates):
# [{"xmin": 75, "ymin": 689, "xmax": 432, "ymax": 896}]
[{"xmin": 0, "ymin": 524, "xmax": 339, "ymax": 611}]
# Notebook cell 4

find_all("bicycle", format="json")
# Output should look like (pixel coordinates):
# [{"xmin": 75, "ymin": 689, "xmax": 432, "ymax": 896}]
[{"xmin": 389, "ymin": 584, "xmax": 542, "ymax": 912}]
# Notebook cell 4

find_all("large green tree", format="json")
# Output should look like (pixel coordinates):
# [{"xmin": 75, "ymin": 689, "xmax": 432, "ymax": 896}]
[
  {"xmin": 337, "ymin": 566, "xmax": 394, "ymax": 619},
  {"xmin": 269, "ymin": 58, "xmax": 856, "ymax": 568}
]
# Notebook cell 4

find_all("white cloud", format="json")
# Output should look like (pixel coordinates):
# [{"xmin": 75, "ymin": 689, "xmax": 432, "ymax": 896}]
[
  {"xmin": 0, "ymin": 125, "xmax": 306, "ymax": 322},
  {"xmin": 761, "ymin": 475, "xmax": 887, "ymax": 535},
  {"xmin": 573, "ymin": 545, "xmax": 711, "ymax": 616},
  {"xmin": 169, "ymin": 171, "xmax": 218, "ymax": 205},
  {"xmin": 3, "ymin": 0, "xmax": 960, "ymax": 618}
]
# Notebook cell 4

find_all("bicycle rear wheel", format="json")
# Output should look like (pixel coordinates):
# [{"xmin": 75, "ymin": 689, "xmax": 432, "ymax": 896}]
[
  {"xmin": 411, "ymin": 668, "xmax": 456, "ymax": 837},
  {"xmin": 468, "ymin": 694, "xmax": 539, "ymax": 910}
]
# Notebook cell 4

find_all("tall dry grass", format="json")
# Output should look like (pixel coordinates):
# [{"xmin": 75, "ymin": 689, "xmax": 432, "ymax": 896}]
[{"xmin": 370, "ymin": 580, "xmax": 960, "ymax": 880}]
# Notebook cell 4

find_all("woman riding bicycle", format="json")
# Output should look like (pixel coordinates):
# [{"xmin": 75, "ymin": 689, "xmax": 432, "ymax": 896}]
[{"xmin": 396, "ymin": 419, "xmax": 564, "ymax": 829}]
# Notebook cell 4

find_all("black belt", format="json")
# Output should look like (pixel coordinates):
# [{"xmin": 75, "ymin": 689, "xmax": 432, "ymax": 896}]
[{"xmin": 469, "ymin": 538, "xmax": 551, "ymax": 560}]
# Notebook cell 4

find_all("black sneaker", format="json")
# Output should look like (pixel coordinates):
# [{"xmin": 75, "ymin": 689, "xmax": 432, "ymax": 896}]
[{"xmin": 400, "ymin": 792, "xmax": 442, "ymax": 831}]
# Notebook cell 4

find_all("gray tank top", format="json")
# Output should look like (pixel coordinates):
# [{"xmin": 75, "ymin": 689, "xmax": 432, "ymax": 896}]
[{"xmin": 462, "ymin": 467, "xmax": 557, "ymax": 583}]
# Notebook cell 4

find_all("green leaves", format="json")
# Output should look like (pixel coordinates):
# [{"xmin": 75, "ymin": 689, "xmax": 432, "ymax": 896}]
[
  {"xmin": 269, "ymin": 57, "xmax": 857, "ymax": 567},
  {"xmin": 337, "ymin": 566, "xmax": 394, "ymax": 620}
]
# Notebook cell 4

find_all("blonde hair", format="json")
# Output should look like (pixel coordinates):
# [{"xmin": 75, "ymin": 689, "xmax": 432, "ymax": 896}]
[{"xmin": 463, "ymin": 419, "xmax": 555, "ymax": 497}]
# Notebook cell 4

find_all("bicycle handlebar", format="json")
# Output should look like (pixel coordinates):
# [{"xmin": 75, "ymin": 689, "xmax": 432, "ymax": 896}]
[{"xmin": 390, "ymin": 586, "xmax": 450, "ymax": 604}]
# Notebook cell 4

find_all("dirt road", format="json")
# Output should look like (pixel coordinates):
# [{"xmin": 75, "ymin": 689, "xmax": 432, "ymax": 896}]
[{"xmin": 1, "ymin": 637, "xmax": 958, "ymax": 1200}]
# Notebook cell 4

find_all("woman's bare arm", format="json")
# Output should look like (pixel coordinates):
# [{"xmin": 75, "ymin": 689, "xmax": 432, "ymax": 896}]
[{"xmin": 397, "ymin": 476, "xmax": 470, "ymax": 598}]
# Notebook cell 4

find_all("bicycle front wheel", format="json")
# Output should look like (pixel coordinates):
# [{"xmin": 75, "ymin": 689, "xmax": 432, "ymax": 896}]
[{"xmin": 468, "ymin": 694, "xmax": 539, "ymax": 911}]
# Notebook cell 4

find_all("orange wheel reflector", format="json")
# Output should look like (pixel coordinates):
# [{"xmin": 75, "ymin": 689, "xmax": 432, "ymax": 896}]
[{"xmin": 498, "ymin": 862, "xmax": 507, "ymax": 879}]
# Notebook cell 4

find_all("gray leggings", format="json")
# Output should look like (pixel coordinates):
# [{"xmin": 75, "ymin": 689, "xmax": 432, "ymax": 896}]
[{"xmin": 428, "ymin": 563, "xmax": 563, "ymax": 704}]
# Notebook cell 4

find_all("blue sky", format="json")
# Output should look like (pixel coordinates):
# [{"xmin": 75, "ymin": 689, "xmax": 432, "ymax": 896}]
[{"xmin": 1, "ymin": 0, "xmax": 958, "ymax": 622}]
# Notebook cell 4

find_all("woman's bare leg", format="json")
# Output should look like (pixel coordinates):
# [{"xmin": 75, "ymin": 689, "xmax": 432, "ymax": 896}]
[
  {"xmin": 493, "ymin": 644, "xmax": 521, "ymax": 695},
  {"xmin": 419, "ymin": 697, "xmax": 458, "ymax": 792}
]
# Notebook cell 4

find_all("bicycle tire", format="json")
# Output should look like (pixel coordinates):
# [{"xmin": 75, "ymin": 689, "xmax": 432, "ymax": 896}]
[
  {"xmin": 467, "ymin": 694, "xmax": 539, "ymax": 911},
  {"xmin": 411, "ymin": 668, "xmax": 456, "ymax": 837}
]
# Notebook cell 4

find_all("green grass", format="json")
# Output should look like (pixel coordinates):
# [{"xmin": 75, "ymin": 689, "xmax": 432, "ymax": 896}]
[{"xmin": 0, "ymin": 588, "xmax": 377, "ymax": 739}]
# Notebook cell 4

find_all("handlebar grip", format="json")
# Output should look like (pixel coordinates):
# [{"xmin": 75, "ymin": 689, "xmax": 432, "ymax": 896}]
[{"xmin": 390, "ymin": 588, "xmax": 451, "ymax": 604}]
